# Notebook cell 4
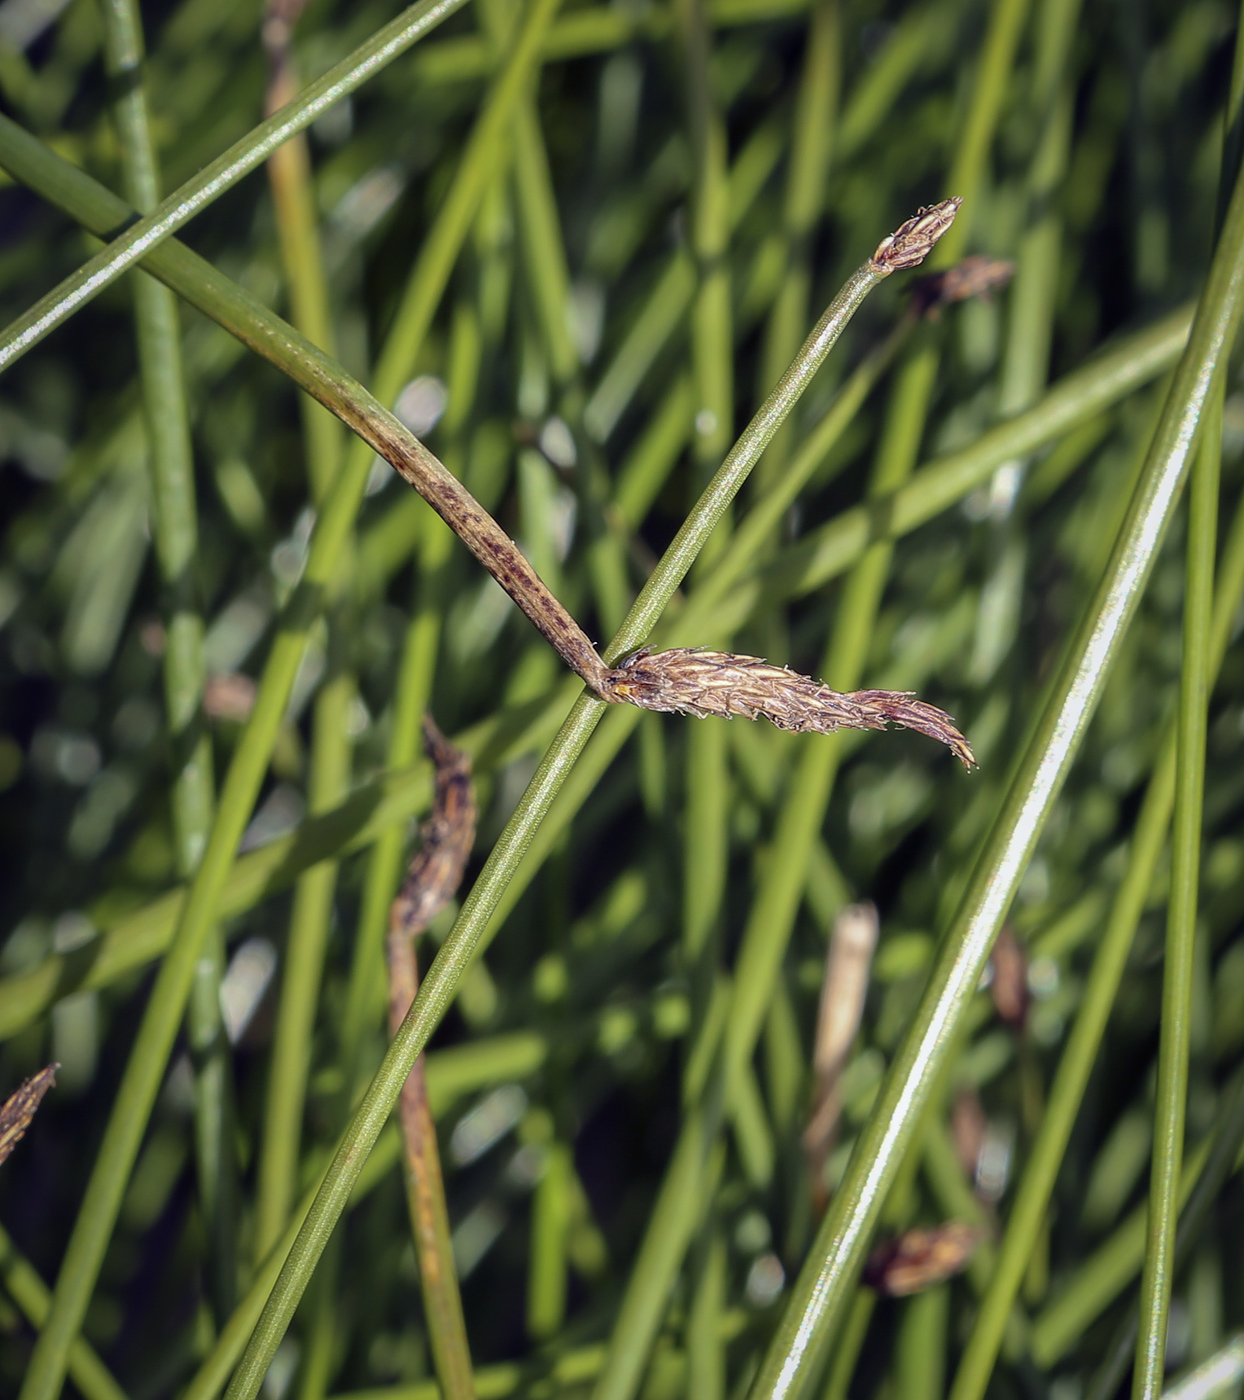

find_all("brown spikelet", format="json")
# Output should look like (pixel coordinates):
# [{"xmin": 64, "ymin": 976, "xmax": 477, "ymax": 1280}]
[
  {"xmin": 0, "ymin": 1064, "xmax": 57, "ymax": 1168},
  {"xmin": 600, "ymin": 649, "xmax": 975, "ymax": 768},
  {"xmin": 390, "ymin": 716, "xmax": 477, "ymax": 942},
  {"xmin": 870, "ymin": 198, "xmax": 963, "ymax": 273},
  {"xmin": 910, "ymin": 254, "xmax": 1016, "ymax": 319},
  {"xmin": 863, "ymin": 1221, "xmax": 985, "ymax": 1297}
]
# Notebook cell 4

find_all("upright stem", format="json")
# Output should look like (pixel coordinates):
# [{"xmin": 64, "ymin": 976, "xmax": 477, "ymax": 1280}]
[
  {"xmin": 1131, "ymin": 373, "xmax": 1219, "ymax": 1400},
  {"xmin": 98, "ymin": 0, "xmax": 235, "ymax": 1333}
]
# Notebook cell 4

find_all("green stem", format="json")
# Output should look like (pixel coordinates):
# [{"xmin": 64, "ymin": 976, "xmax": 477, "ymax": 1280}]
[
  {"xmin": 753, "ymin": 0, "xmax": 839, "ymax": 492},
  {"xmin": 0, "ymin": 1223, "xmax": 129, "ymax": 1400},
  {"xmin": 99, "ymin": 0, "xmax": 233, "ymax": 1333},
  {"xmin": 256, "ymin": 667, "xmax": 355, "ymax": 1260},
  {"xmin": 749, "ymin": 145, "xmax": 1244, "ymax": 1400},
  {"xmin": 219, "ymin": 230, "xmax": 897, "ymax": 1400},
  {"xmin": 254, "ymin": 23, "xmax": 352, "ymax": 1272},
  {"xmin": 949, "ymin": 479, "xmax": 1244, "ymax": 1400},
  {"xmin": 1132, "ymin": 363, "xmax": 1220, "ymax": 1400},
  {"xmin": 0, "ymin": 0, "xmax": 471, "ymax": 375}
]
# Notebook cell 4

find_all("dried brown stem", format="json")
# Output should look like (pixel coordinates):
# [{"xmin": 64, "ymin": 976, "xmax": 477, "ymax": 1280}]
[
  {"xmin": 0, "ymin": 1064, "xmax": 57, "ymax": 1168},
  {"xmin": 599, "ymin": 649, "xmax": 976, "ymax": 767},
  {"xmin": 360, "ymin": 401, "xmax": 612, "ymax": 690},
  {"xmin": 386, "ymin": 717, "xmax": 477, "ymax": 1400},
  {"xmin": 804, "ymin": 904, "xmax": 879, "ymax": 1213},
  {"xmin": 343, "ymin": 203, "xmax": 975, "ymax": 759}
]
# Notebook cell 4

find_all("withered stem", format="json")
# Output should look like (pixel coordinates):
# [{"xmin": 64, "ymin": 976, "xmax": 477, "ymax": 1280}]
[
  {"xmin": 386, "ymin": 718, "xmax": 477, "ymax": 1400},
  {"xmin": 805, "ymin": 904, "xmax": 879, "ymax": 1212},
  {"xmin": 356, "ymin": 201, "xmax": 972, "ymax": 763}
]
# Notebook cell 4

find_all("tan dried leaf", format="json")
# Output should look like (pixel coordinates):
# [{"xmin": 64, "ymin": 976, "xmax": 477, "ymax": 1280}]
[
  {"xmin": 0, "ymin": 1064, "xmax": 57, "ymax": 1168},
  {"xmin": 870, "ymin": 198, "xmax": 963, "ymax": 273},
  {"xmin": 601, "ymin": 648, "xmax": 975, "ymax": 768},
  {"xmin": 805, "ymin": 902, "xmax": 879, "ymax": 1214},
  {"xmin": 863, "ymin": 1221, "xmax": 985, "ymax": 1297}
]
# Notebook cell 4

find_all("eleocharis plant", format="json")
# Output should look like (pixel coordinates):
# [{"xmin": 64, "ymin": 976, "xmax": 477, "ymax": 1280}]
[{"xmin": 4, "ymin": 6, "xmax": 1244, "ymax": 1400}]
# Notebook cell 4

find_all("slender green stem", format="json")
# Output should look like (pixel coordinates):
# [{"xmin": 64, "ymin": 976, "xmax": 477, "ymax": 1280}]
[
  {"xmin": 1132, "ymin": 369, "xmax": 1220, "ymax": 1400},
  {"xmin": 219, "ymin": 227, "xmax": 901, "ymax": 1400},
  {"xmin": 948, "ymin": 480, "xmax": 1244, "ymax": 1400},
  {"xmin": 254, "ymin": 20, "xmax": 352, "ymax": 1269},
  {"xmin": 0, "ymin": 1223, "xmax": 128, "ymax": 1400},
  {"xmin": 754, "ymin": 306, "xmax": 1192, "ymax": 609},
  {"xmin": 753, "ymin": 0, "xmax": 839, "ymax": 492},
  {"xmin": 99, "ymin": 0, "xmax": 213, "ymax": 880},
  {"xmin": 256, "ymin": 667, "xmax": 355, "ymax": 1260},
  {"xmin": 749, "ymin": 150, "xmax": 1244, "ymax": 1400},
  {"xmin": 99, "ymin": 0, "xmax": 234, "ymax": 1334},
  {"xmin": 0, "ymin": 0, "xmax": 470, "ymax": 375}
]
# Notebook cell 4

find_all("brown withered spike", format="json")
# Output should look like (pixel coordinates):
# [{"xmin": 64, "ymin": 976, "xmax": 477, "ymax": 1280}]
[
  {"xmin": 600, "ymin": 648, "xmax": 975, "ymax": 769},
  {"xmin": 863, "ymin": 1221, "xmax": 986, "ymax": 1297},
  {"xmin": 910, "ymin": 255, "xmax": 1017, "ymax": 320},
  {"xmin": 870, "ymin": 197, "xmax": 963, "ymax": 273},
  {"xmin": 0, "ymin": 1064, "xmax": 58, "ymax": 1168},
  {"xmin": 390, "ymin": 716, "xmax": 477, "ymax": 941}
]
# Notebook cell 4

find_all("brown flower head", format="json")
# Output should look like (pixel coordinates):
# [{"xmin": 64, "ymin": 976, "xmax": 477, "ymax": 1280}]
[
  {"xmin": 0, "ymin": 1064, "xmax": 57, "ymax": 1168},
  {"xmin": 870, "ymin": 198, "xmax": 963, "ymax": 273},
  {"xmin": 863, "ymin": 1221, "xmax": 985, "ymax": 1296},
  {"xmin": 910, "ymin": 254, "xmax": 1017, "ymax": 319},
  {"xmin": 600, "ymin": 648, "xmax": 975, "ymax": 768}
]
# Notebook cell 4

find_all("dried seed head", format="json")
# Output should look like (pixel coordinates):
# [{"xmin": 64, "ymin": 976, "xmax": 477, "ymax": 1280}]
[
  {"xmin": 0, "ymin": 1063, "xmax": 57, "ymax": 1167},
  {"xmin": 870, "ymin": 197, "xmax": 963, "ymax": 273},
  {"xmin": 910, "ymin": 254, "xmax": 1016, "ymax": 319},
  {"xmin": 390, "ymin": 716, "xmax": 477, "ymax": 942},
  {"xmin": 600, "ymin": 648, "xmax": 975, "ymax": 768},
  {"xmin": 863, "ymin": 1221, "xmax": 985, "ymax": 1296}
]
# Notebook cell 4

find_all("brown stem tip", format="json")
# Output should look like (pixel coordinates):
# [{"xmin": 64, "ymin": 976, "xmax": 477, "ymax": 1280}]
[
  {"xmin": 390, "ymin": 716, "xmax": 478, "ymax": 943},
  {"xmin": 0, "ymin": 1063, "xmax": 58, "ymax": 1168},
  {"xmin": 870, "ymin": 197, "xmax": 963, "ymax": 273},
  {"xmin": 599, "ymin": 649, "xmax": 975, "ymax": 768}
]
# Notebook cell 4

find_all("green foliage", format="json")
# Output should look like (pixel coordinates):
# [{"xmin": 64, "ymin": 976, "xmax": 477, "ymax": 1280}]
[{"xmin": 1, "ymin": 1, "xmax": 1244, "ymax": 1399}]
